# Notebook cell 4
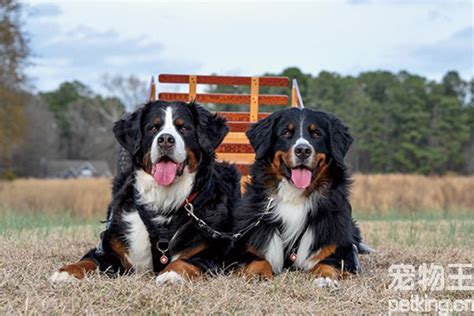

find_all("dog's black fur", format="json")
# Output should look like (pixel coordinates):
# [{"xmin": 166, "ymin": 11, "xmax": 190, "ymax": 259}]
[
  {"xmin": 232, "ymin": 107, "xmax": 362, "ymax": 279},
  {"xmin": 52, "ymin": 101, "xmax": 240, "ymax": 281}
]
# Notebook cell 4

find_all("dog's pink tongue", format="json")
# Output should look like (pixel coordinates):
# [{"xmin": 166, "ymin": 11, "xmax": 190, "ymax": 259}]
[
  {"xmin": 291, "ymin": 168, "xmax": 312, "ymax": 189},
  {"xmin": 152, "ymin": 161, "xmax": 178, "ymax": 186}
]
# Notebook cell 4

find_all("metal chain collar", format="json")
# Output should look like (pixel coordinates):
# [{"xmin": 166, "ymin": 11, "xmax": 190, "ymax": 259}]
[{"xmin": 183, "ymin": 197, "xmax": 274, "ymax": 241}]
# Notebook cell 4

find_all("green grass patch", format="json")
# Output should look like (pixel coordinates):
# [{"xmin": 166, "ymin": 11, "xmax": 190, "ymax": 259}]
[
  {"xmin": 354, "ymin": 210, "xmax": 473, "ymax": 221},
  {"xmin": 0, "ymin": 212, "xmax": 100, "ymax": 235},
  {"xmin": 1, "ymin": 210, "xmax": 473, "ymax": 248}
]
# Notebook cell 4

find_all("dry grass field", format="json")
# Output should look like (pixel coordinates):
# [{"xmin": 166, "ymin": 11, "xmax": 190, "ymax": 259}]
[
  {"xmin": 1, "ymin": 220, "xmax": 472, "ymax": 314},
  {"xmin": 0, "ymin": 178, "xmax": 111, "ymax": 218},
  {"xmin": 0, "ymin": 175, "xmax": 473, "ymax": 313},
  {"xmin": 1, "ymin": 174, "xmax": 473, "ymax": 218}
]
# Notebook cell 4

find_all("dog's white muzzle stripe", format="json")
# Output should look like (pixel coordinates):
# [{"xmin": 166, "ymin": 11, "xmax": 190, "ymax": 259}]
[{"xmin": 151, "ymin": 107, "xmax": 186, "ymax": 164}]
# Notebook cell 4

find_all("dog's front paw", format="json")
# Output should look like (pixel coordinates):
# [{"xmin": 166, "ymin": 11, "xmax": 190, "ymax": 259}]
[
  {"xmin": 50, "ymin": 261, "xmax": 92, "ymax": 282},
  {"xmin": 50, "ymin": 271, "xmax": 78, "ymax": 283},
  {"xmin": 243, "ymin": 259, "xmax": 274, "ymax": 280},
  {"xmin": 314, "ymin": 277, "xmax": 339, "ymax": 289},
  {"xmin": 244, "ymin": 269, "xmax": 273, "ymax": 281},
  {"xmin": 156, "ymin": 271, "xmax": 185, "ymax": 285}
]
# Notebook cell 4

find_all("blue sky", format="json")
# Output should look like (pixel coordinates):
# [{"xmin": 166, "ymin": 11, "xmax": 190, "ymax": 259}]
[{"xmin": 24, "ymin": 0, "xmax": 473, "ymax": 92}]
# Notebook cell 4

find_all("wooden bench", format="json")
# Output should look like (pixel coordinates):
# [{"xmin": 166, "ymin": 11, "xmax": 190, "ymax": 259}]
[{"xmin": 148, "ymin": 74, "xmax": 304, "ymax": 174}]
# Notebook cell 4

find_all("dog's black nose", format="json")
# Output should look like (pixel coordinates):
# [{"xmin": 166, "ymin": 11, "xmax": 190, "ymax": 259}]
[
  {"xmin": 157, "ymin": 133, "xmax": 175, "ymax": 149},
  {"xmin": 294, "ymin": 144, "xmax": 312, "ymax": 160}
]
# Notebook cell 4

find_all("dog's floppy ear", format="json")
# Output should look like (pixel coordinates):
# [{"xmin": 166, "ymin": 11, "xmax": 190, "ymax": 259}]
[
  {"xmin": 190, "ymin": 103, "xmax": 229, "ymax": 153},
  {"xmin": 328, "ymin": 114, "xmax": 353, "ymax": 168},
  {"xmin": 246, "ymin": 111, "xmax": 280, "ymax": 160},
  {"xmin": 113, "ymin": 106, "xmax": 145, "ymax": 156}
]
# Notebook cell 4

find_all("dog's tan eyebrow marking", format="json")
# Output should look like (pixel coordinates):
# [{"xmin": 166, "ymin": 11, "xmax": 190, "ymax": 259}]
[
  {"xmin": 175, "ymin": 118, "xmax": 185, "ymax": 126},
  {"xmin": 309, "ymin": 124, "xmax": 317, "ymax": 131},
  {"xmin": 288, "ymin": 123, "xmax": 294, "ymax": 130},
  {"xmin": 153, "ymin": 117, "xmax": 161, "ymax": 125}
]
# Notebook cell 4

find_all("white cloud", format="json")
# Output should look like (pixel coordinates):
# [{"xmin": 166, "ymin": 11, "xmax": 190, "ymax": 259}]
[
  {"xmin": 409, "ymin": 27, "xmax": 473, "ymax": 77},
  {"xmin": 24, "ymin": 1, "xmax": 473, "ymax": 92},
  {"xmin": 26, "ymin": 3, "xmax": 62, "ymax": 18}
]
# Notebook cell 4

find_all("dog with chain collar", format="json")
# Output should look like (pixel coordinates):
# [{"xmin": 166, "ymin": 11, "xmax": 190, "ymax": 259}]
[
  {"xmin": 50, "ymin": 100, "xmax": 241, "ymax": 284},
  {"xmin": 230, "ymin": 107, "xmax": 372, "ymax": 288}
]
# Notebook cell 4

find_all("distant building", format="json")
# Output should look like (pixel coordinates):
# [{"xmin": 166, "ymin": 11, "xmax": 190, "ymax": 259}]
[{"xmin": 45, "ymin": 160, "xmax": 112, "ymax": 178}]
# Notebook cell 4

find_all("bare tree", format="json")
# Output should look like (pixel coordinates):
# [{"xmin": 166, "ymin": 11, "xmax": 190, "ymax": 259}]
[
  {"xmin": 0, "ymin": 0, "xmax": 29, "ymax": 170},
  {"xmin": 61, "ymin": 98, "xmax": 120, "ymax": 172},
  {"xmin": 101, "ymin": 74, "xmax": 148, "ymax": 112},
  {"xmin": 12, "ymin": 96, "xmax": 59, "ymax": 177},
  {"xmin": 90, "ymin": 96, "xmax": 125, "ymax": 123}
]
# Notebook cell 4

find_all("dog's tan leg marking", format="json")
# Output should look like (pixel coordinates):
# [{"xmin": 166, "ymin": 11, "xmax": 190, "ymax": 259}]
[
  {"xmin": 155, "ymin": 244, "xmax": 206, "ymax": 284},
  {"xmin": 50, "ymin": 259, "xmax": 97, "ymax": 282},
  {"xmin": 156, "ymin": 260, "xmax": 202, "ymax": 284},
  {"xmin": 173, "ymin": 244, "xmax": 206, "ymax": 261},
  {"xmin": 308, "ymin": 244, "xmax": 343, "ymax": 288},
  {"xmin": 164, "ymin": 260, "xmax": 202, "ymax": 279},
  {"xmin": 309, "ymin": 244, "xmax": 337, "ymax": 264},
  {"xmin": 308, "ymin": 244, "xmax": 341, "ymax": 279},
  {"xmin": 311, "ymin": 263, "xmax": 339, "ymax": 279},
  {"xmin": 239, "ymin": 246, "xmax": 274, "ymax": 280},
  {"xmin": 110, "ymin": 238, "xmax": 132, "ymax": 270},
  {"xmin": 51, "ymin": 238, "xmax": 131, "ymax": 282},
  {"xmin": 243, "ymin": 259, "xmax": 274, "ymax": 280}
]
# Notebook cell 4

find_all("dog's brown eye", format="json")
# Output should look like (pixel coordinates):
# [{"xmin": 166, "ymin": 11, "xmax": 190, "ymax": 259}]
[
  {"xmin": 149, "ymin": 125, "xmax": 158, "ymax": 133},
  {"xmin": 179, "ymin": 126, "xmax": 189, "ymax": 133},
  {"xmin": 311, "ymin": 130, "xmax": 321, "ymax": 138},
  {"xmin": 282, "ymin": 129, "xmax": 293, "ymax": 138}
]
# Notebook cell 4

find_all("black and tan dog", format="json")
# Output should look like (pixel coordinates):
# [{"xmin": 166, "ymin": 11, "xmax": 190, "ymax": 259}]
[
  {"xmin": 51, "ymin": 101, "xmax": 240, "ymax": 284},
  {"xmin": 233, "ymin": 107, "xmax": 368, "ymax": 287}
]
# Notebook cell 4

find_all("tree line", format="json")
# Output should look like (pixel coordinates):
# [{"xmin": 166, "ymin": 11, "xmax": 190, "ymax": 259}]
[
  {"xmin": 2, "ymin": 69, "xmax": 473, "ymax": 177},
  {"xmin": 0, "ymin": 77, "xmax": 150, "ymax": 178},
  {"xmin": 209, "ymin": 67, "xmax": 474, "ymax": 175}
]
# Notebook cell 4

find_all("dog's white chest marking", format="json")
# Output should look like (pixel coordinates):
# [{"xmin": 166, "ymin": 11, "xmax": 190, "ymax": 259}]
[
  {"xmin": 295, "ymin": 228, "xmax": 316, "ymax": 271},
  {"xmin": 134, "ymin": 169, "xmax": 195, "ymax": 213},
  {"xmin": 122, "ymin": 211, "xmax": 153, "ymax": 271},
  {"xmin": 265, "ymin": 179, "xmax": 318, "ymax": 273},
  {"xmin": 123, "ymin": 169, "xmax": 195, "ymax": 271}
]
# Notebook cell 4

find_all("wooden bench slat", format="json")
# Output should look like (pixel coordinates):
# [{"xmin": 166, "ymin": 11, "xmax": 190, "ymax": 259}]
[
  {"xmin": 159, "ymin": 74, "xmax": 289, "ymax": 87},
  {"xmin": 217, "ymin": 112, "xmax": 270, "ymax": 122},
  {"xmin": 217, "ymin": 153, "xmax": 255, "ymax": 163},
  {"xmin": 227, "ymin": 121, "xmax": 251, "ymax": 132},
  {"xmin": 159, "ymin": 92, "xmax": 288, "ymax": 105},
  {"xmin": 223, "ymin": 132, "xmax": 249, "ymax": 144},
  {"xmin": 217, "ymin": 143, "xmax": 253, "ymax": 153}
]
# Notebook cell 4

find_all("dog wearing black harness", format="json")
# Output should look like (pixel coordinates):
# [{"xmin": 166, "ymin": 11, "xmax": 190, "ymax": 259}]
[
  {"xmin": 231, "ymin": 107, "xmax": 369, "ymax": 288},
  {"xmin": 50, "ymin": 100, "xmax": 240, "ymax": 284}
]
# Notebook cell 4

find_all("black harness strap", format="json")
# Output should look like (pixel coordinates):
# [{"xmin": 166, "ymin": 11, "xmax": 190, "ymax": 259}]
[
  {"xmin": 283, "ymin": 219, "xmax": 311, "ymax": 268},
  {"xmin": 136, "ymin": 203, "xmax": 179, "ymax": 273},
  {"xmin": 134, "ymin": 185, "xmax": 208, "ymax": 273}
]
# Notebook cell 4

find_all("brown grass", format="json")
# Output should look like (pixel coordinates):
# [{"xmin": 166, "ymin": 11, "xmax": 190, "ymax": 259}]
[
  {"xmin": 1, "ymin": 174, "xmax": 473, "ymax": 218},
  {"xmin": 1, "ymin": 220, "xmax": 472, "ymax": 314},
  {"xmin": 1, "ymin": 175, "xmax": 472, "ymax": 313},
  {"xmin": 351, "ymin": 174, "xmax": 474, "ymax": 214},
  {"xmin": 0, "ymin": 178, "xmax": 111, "ymax": 218}
]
